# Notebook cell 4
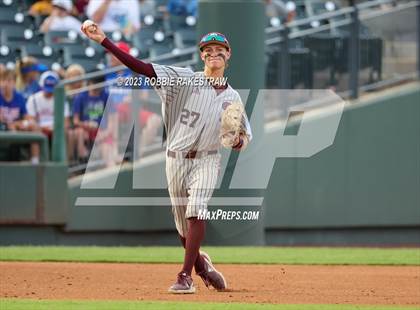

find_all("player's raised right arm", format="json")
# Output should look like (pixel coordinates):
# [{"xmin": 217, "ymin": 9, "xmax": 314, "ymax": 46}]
[{"xmin": 81, "ymin": 21, "xmax": 157, "ymax": 78}]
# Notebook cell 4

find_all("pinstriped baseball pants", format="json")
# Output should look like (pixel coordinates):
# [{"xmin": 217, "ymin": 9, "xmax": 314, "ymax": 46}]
[{"xmin": 166, "ymin": 153, "xmax": 221, "ymax": 237}]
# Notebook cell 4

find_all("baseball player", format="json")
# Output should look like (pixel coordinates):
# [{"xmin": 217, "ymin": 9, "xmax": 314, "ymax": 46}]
[{"xmin": 81, "ymin": 22, "xmax": 252, "ymax": 294}]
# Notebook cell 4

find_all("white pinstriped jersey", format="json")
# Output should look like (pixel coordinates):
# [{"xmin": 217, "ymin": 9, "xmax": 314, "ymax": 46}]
[{"xmin": 151, "ymin": 63, "xmax": 252, "ymax": 151}]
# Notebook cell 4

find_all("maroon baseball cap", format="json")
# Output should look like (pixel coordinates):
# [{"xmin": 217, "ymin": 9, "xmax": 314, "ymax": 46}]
[{"xmin": 199, "ymin": 32, "xmax": 230, "ymax": 51}]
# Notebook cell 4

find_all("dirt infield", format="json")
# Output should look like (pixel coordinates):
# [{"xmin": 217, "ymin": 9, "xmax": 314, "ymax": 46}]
[{"xmin": 1, "ymin": 262, "xmax": 419, "ymax": 305}]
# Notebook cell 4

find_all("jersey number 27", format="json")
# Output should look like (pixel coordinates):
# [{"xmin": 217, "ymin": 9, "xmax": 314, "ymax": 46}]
[{"xmin": 180, "ymin": 108, "xmax": 200, "ymax": 128}]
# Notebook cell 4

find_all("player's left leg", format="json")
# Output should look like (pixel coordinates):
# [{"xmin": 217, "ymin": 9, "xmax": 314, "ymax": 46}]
[{"xmin": 182, "ymin": 154, "xmax": 227, "ymax": 291}]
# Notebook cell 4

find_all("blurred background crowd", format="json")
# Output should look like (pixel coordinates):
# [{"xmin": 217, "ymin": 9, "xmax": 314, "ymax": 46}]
[{"xmin": 0, "ymin": 0, "xmax": 415, "ymax": 175}]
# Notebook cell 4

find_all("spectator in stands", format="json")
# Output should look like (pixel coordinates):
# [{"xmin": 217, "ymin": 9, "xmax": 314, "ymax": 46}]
[
  {"xmin": 167, "ymin": 0, "xmax": 197, "ymax": 17},
  {"xmin": 0, "ymin": 69, "xmax": 33, "ymax": 132},
  {"xmin": 16, "ymin": 57, "xmax": 48, "ymax": 101},
  {"xmin": 65, "ymin": 64, "xmax": 86, "ymax": 98},
  {"xmin": 72, "ymin": 76, "xmax": 115, "ymax": 167},
  {"xmin": 86, "ymin": 0, "xmax": 140, "ymax": 37},
  {"xmin": 29, "ymin": 0, "xmax": 53, "ymax": 17},
  {"xmin": 265, "ymin": 0, "xmax": 295, "ymax": 23},
  {"xmin": 64, "ymin": 64, "xmax": 86, "ymax": 162},
  {"xmin": 40, "ymin": 0, "xmax": 82, "ymax": 33},
  {"xmin": 26, "ymin": 71, "xmax": 70, "ymax": 163}
]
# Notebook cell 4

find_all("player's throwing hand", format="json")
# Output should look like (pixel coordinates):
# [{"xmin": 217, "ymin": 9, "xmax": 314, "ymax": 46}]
[{"xmin": 81, "ymin": 20, "xmax": 106, "ymax": 44}]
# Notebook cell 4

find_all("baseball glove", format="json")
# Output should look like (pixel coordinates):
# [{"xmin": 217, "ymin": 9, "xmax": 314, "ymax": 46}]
[{"xmin": 220, "ymin": 101, "xmax": 247, "ymax": 149}]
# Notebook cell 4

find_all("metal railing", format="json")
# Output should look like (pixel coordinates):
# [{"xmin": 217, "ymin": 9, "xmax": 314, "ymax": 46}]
[
  {"xmin": 264, "ymin": 0, "xmax": 419, "ymax": 98},
  {"xmin": 0, "ymin": 132, "xmax": 49, "ymax": 162}
]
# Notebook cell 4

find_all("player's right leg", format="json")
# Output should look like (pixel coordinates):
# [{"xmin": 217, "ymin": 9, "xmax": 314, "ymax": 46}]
[
  {"xmin": 184, "ymin": 155, "xmax": 227, "ymax": 291},
  {"xmin": 166, "ymin": 157, "xmax": 195, "ymax": 294},
  {"xmin": 166, "ymin": 157, "xmax": 189, "ymax": 238}
]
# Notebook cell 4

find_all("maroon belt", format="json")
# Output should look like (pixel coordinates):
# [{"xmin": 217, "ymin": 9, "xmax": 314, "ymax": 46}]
[{"xmin": 167, "ymin": 150, "xmax": 218, "ymax": 159}]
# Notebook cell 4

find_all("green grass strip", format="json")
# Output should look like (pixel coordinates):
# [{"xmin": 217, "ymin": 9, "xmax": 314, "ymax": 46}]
[
  {"xmin": 0, "ymin": 246, "xmax": 418, "ymax": 265},
  {"xmin": 1, "ymin": 299, "xmax": 419, "ymax": 310}
]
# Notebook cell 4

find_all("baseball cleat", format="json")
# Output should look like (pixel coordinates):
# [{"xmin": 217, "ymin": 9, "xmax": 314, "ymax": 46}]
[
  {"xmin": 168, "ymin": 272, "xmax": 196, "ymax": 294},
  {"xmin": 197, "ymin": 251, "xmax": 227, "ymax": 291}
]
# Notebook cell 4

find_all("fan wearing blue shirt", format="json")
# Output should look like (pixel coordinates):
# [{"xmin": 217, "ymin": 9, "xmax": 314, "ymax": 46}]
[
  {"xmin": 0, "ymin": 69, "xmax": 33, "ymax": 131},
  {"xmin": 72, "ymin": 76, "xmax": 116, "ymax": 166}
]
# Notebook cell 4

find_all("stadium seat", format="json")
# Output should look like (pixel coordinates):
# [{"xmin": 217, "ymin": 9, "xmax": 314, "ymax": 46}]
[
  {"xmin": 0, "ymin": 8, "xmax": 19, "ymax": 24},
  {"xmin": 17, "ymin": 0, "xmax": 33, "ymax": 11},
  {"xmin": 174, "ymin": 28, "xmax": 196, "ymax": 48},
  {"xmin": 69, "ymin": 58, "xmax": 100, "ymax": 72},
  {"xmin": 63, "ymin": 45, "xmax": 91, "ymax": 59},
  {"xmin": 337, "ymin": 34, "xmax": 383, "ymax": 83},
  {"xmin": 0, "ymin": 42, "xmax": 22, "ymax": 61},
  {"xmin": 265, "ymin": 46, "xmax": 313, "ymax": 89},
  {"xmin": 61, "ymin": 45, "xmax": 104, "ymax": 72},
  {"xmin": 133, "ymin": 28, "xmax": 157, "ymax": 58},
  {"xmin": 44, "ymin": 31, "xmax": 84, "ymax": 46},
  {"xmin": 303, "ymin": 33, "xmax": 337, "ymax": 71},
  {"xmin": 141, "ymin": 14, "xmax": 166, "ymax": 31},
  {"xmin": 149, "ymin": 34, "xmax": 175, "ymax": 58},
  {"xmin": 21, "ymin": 44, "xmax": 63, "ymax": 68},
  {"xmin": 290, "ymin": 47, "xmax": 313, "ymax": 88},
  {"xmin": 87, "ymin": 40, "xmax": 106, "ymax": 59},
  {"xmin": 5, "ymin": 44, "xmax": 38, "ymax": 66},
  {"xmin": 0, "ymin": 24, "xmax": 27, "ymax": 43},
  {"xmin": 0, "ymin": 53, "xmax": 19, "ymax": 66},
  {"xmin": 0, "ymin": 0, "xmax": 19, "ymax": 8},
  {"xmin": 2, "ymin": 27, "xmax": 43, "ymax": 46},
  {"xmin": 149, "ymin": 44, "xmax": 173, "ymax": 58},
  {"xmin": 0, "ymin": 12, "xmax": 36, "ymax": 36},
  {"xmin": 104, "ymin": 31, "xmax": 134, "ymax": 44},
  {"xmin": 169, "ymin": 15, "xmax": 186, "ymax": 32}
]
